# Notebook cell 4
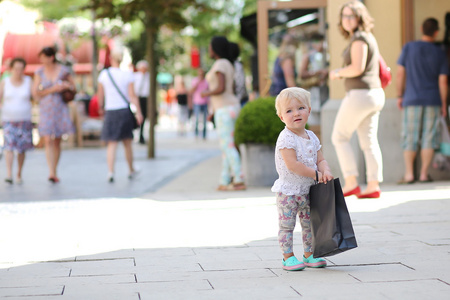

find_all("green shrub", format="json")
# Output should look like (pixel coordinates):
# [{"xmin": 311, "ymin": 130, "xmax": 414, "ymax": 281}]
[{"xmin": 235, "ymin": 97, "xmax": 285, "ymax": 146}]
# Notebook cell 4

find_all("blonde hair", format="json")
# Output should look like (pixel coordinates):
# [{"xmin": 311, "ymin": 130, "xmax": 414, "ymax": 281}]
[
  {"xmin": 110, "ymin": 49, "xmax": 124, "ymax": 63},
  {"xmin": 275, "ymin": 87, "xmax": 311, "ymax": 116},
  {"xmin": 278, "ymin": 34, "xmax": 299, "ymax": 61},
  {"xmin": 136, "ymin": 60, "xmax": 148, "ymax": 70},
  {"xmin": 338, "ymin": 0, "xmax": 374, "ymax": 39}
]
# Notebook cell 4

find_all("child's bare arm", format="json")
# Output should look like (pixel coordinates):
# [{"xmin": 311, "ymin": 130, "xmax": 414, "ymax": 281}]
[
  {"xmin": 317, "ymin": 150, "xmax": 333, "ymax": 183},
  {"xmin": 280, "ymin": 148, "xmax": 317, "ymax": 179}
]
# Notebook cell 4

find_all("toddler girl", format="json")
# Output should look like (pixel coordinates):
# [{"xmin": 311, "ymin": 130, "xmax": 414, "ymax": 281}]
[{"xmin": 271, "ymin": 87, "xmax": 333, "ymax": 271}]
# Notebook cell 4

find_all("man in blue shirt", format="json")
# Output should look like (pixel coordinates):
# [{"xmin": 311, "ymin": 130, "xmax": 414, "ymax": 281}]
[{"xmin": 397, "ymin": 17, "xmax": 448, "ymax": 183}]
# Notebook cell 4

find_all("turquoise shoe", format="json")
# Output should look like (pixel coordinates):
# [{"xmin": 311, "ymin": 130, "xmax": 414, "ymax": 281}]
[
  {"xmin": 282, "ymin": 256, "xmax": 306, "ymax": 271},
  {"xmin": 303, "ymin": 255, "xmax": 327, "ymax": 268}
]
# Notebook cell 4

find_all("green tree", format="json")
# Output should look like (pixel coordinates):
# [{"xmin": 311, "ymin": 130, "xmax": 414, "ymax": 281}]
[
  {"xmin": 89, "ymin": 0, "xmax": 211, "ymax": 158},
  {"xmin": 20, "ymin": 0, "xmax": 90, "ymax": 19},
  {"xmin": 20, "ymin": 0, "xmax": 102, "ymax": 92}
]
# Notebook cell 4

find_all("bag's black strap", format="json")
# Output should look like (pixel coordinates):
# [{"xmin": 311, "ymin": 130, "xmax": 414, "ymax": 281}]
[
  {"xmin": 106, "ymin": 68, "xmax": 130, "ymax": 105},
  {"xmin": 315, "ymin": 170, "xmax": 319, "ymax": 184}
]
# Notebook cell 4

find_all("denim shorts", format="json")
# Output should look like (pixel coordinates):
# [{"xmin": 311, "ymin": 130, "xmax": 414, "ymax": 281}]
[{"xmin": 401, "ymin": 106, "xmax": 440, "ymax": 151}]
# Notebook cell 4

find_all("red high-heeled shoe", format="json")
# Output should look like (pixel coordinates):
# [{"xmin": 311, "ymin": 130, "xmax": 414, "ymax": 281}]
[
  {"xmin": 343, "ymin": 186, "xmax": 360, "ymax": 197},
  {"xmin": 357, "ymin": 190, "xmax": 381, "ymax": 199},
  {"xmin": 48, "ymin": 176, "xmax": 60, "ymax": 183}
]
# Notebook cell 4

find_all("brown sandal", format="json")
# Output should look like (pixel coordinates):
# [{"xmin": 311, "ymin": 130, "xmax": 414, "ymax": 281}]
[
  {"xmin": 217, "ymin": 185, "xmax": 230, "ymax": 191},
  {"xmin": 232, "ymin": 183, "xmax": 246, "ymax": 191}
]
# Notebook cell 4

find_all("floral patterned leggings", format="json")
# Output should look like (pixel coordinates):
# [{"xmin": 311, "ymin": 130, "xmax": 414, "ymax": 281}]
[
  {"xmin": 276, "ymin": 192, "xmax": 312, "ymax": 254},
  {"xmin": 214, "ymin": 105, "xmax": 243, "ymax": 185}
]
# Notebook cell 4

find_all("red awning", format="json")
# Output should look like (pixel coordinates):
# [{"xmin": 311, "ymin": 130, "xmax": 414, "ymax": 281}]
[{"xmin": 2, "ymin": 32, "xmax": 97, "ymax": 76}]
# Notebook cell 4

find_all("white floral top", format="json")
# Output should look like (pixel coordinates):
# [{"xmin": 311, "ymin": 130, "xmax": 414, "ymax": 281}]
[{"xmin": 271, "ymin": 127, "xmax": 321, "ymax": 196}]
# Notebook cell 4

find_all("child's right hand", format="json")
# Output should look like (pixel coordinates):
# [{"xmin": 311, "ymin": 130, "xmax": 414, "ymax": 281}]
[{"xmin": 317, "ymin": 171, "xmax": 323, "ymax": 183}]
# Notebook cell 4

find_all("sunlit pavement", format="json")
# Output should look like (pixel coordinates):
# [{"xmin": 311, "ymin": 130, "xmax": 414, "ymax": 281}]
[{"xmin": 0, "ymin": 121, "xmax": 449, "ymax": 299}]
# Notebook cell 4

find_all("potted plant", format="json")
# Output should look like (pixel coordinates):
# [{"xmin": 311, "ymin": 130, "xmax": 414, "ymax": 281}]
[{"xmin": 235, "ymin": 97, "xmax": 285, "ymax": 186}]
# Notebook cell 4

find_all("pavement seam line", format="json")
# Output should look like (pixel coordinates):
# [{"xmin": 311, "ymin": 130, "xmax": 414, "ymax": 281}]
[
  {"xmin": 399, "ymin": 262, "xmax": 416, "ymax": 270},
  {"xmin": 206, "ymin": 279, "xmax": 214, "ymax": 290},
  {"xmin": 198, "ymin": 263, "xmax": 205, "ymax": 271},
  {"xmin": 268, "ymin": 268, "xmax": 279, "ymax": 277},
  {"xmin": 290, "ymin": 286, "xmax": 302, "ymax": 296},
  {"xmin": 437, "ymin": 278, "xmax": 450, "ymax": 286},
  {"xmin": 349, "ymin": 274, "xmax": 362, "ymax": 282}
]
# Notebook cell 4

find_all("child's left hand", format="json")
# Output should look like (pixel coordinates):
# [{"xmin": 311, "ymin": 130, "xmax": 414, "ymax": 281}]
[{"xmin": 322, "ymin": 170, "xmax": 334, "ymax": 183}]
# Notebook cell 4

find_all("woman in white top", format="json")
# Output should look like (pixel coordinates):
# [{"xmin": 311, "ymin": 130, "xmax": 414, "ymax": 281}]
[
  {"xmin": 0, "ymin": 58, "xmax": 33, "ymax": 184},
  {"xmin": 97, "ymin": 50, "xmax": 143, "ymax": 183},
  {"xmin": 201, "ymin": 36, "xmax": 245, "ymax": 191}
]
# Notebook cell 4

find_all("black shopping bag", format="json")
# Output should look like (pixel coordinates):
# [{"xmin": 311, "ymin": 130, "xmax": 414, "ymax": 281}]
[{"xmin": 309, "ymin": 178, "xmax": 357, "ymax": 257}]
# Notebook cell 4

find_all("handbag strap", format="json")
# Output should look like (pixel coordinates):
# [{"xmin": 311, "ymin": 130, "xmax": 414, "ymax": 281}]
[
  {"xmin": 106, "ymin": 68, "xmax": 130, "ymax": 105},
  {"xmin": 315, "ymin": 170, "xmax": 319, "ymax": 184}
]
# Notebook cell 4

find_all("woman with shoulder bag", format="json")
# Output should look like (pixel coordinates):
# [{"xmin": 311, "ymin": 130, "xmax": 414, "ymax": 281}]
[
  {"xmin": 97, "ymin": 49, "xmax": 143, "ymax": 183},
  {"xmin": 32, "ymin": 47, "xmax": 76, "ymax": 183},
  {"xmin": 329, "ymin": 1, "xmax": 385, "ymax": 199}
]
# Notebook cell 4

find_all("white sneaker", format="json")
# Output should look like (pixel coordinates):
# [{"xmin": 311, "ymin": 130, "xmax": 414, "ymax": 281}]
[
  {"xmin": 107, "ymin": 172, "xmax": 114, "ymax": 183},
  {"xmin": 128, "ymin": 167, "xmax": 140, "ymax": 180}
]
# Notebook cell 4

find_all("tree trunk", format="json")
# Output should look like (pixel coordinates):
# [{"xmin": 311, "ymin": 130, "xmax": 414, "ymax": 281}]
[
  {"xmin": 91, "ymin": 8, "xmax": 99, "ymax": 93},
  {"xmin": 145, "ymin": 24, "xmax": 158, "ymax": 158}
]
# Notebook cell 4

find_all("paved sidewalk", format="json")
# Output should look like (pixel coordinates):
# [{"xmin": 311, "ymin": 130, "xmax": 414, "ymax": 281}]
[{"xmin": 0, "ymin": 126, "xmax": 449, "ymax": 299}]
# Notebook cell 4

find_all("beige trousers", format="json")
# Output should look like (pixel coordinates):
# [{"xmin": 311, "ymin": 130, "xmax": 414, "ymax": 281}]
[{"xmin": 332, "ymin": 88, "xmax": 385, "ymax": 182}]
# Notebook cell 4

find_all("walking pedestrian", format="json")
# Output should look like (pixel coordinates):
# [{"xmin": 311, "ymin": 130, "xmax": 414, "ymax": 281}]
[
  {"xmin": 272, "ymin": 87, "xmax": 333, "ymax": 271},
  {"xmin": 0, "ymin": 58, "xmax": 33, "ymax": 184},
  {"xmin": 97, "ymin": 49, "xmax": 144, "ymax": 183},
  {"xmin": 229, "ymin": 42, "xmax": 249, "ymax": 107},
  {"xmin": 133, "ymin": 60, "xmax": 150, "ymax": 144},
  {"xmin": 189, "ymin": 68, "xmax": 209, "ymax": 139},
  {"xmin": 329, "ymin": 1, "xmax": 385, "ymax": 198},
  {"xmin": 396, "ymin": 17, "xmax": 449, "ymax": 183},
  {"xmin": 269, "ymin": 34, "xmax": 299, "ymax": 96},
  {"xmin": 175, "ymin": 75, "xmax": 189, "ymax": 136},
  {"xmin": 202, "ymin": 36, "xmax": 246, "ymax": 190},
  {"xmin": 32, "ymin": 47, "xmax": 75, "ymax": 183}
]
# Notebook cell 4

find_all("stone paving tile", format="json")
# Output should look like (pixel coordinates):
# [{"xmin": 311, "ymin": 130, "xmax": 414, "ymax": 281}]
[
  {"xmin": 75, "ymin": 249, "xmax": 136, "ymax": 261},
  {"xmin": 135, "ymin": 262, "xmax": 203, "ymax": 273},
  {"xmin": 133, "ymin": 247, "xmax": 196, "ymax": 257},
  {"xmin": 136, "ymin": 279, "xmax": 212, "ymax": 292},
  {"xmin": 325, "ymin": 246, "xmax": 397, "ymax": 266},
  {"xmin": 0, "ymin": 285, "xmax": 64, "ymax": 298},
  {"xmin": 68, "ymin": 258, "xmax": 135, "ymax": 277},
  {"xmin": 136, "ymin": 268, "xmax": 276, "ymax": 282},
  {"xmin": 61, "ymin": 284, "xmax": 140, "ymax": 300},
  {"xmin": 199, "ymin": 259, "xmax": 280, "ymax": 271},
  {"xmin": 207, "ymin": 276, "xmax": 291, "ymax": 289},
  {"xmin": 140, "ymin": 286, "xmax": 301, "ymax": 300},
  {"xmin": 270, "ymin": 267, "xmax": 360, "ymax": 284},
  {"xmin": 419, "ymin": 238, "xmax": 450, "ymax": 246},
  {"xmin": 352, "ymin": 225, "xmax": 406, "ymax": 243},
  {"xmin": 2, "ymin": 262, "xmax": 71, "ymax": 278},
  {"xmin": 340, "ymin": 263, "xmax": 431, "ymax": 282},
  {"xmin": 0, "ymin": 297, "xmax": 63, "ymax": 300},
  {"xmin": 291, "ymin": 279, "xmax": 450, "ymax": 300},
  {"xmin": 133, "ymin": 254, "xmax": 201, "ymax": 266},
  {"xmin": 64, "ymin": 274, "xmax": 136, "ymax": 285},
  {"xmin": 375, "ymin": 240, "xmax": 435, "ymax": 256},
  {"xmin": 399, "ymin": 254, "xmax": 450, "ymax": 284},
  {"xmin": 245, "ymin": 237, "xmax": 279, "ymax": 247},
  {"xmin": 191, "ymin": 252, "xmax": 263, "ymax": 263}
]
